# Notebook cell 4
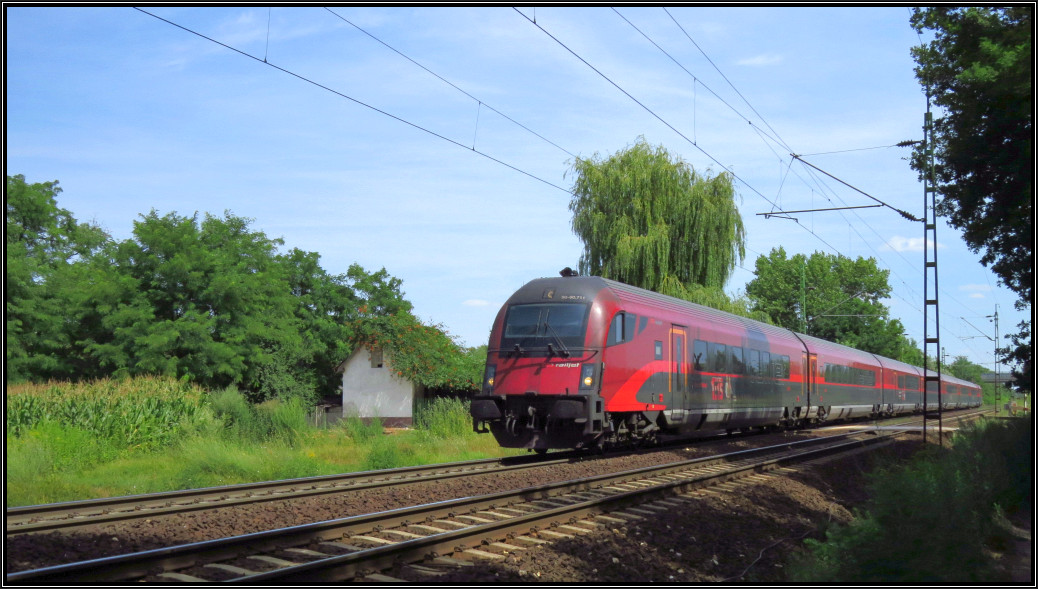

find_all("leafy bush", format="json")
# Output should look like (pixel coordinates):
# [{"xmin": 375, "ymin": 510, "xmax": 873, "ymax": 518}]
[{"xmin": 789, "ymin": 417, "xmax": 1033, "ymax": 582}]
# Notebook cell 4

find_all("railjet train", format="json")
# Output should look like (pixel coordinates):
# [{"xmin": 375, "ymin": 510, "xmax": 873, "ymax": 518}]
[{"xmin": 470, "ymin": 273, "xmax": 981, "ymax": 452}]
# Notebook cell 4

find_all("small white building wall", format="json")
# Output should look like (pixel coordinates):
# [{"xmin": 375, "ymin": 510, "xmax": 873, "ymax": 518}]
[{"xmin": 340, "ymin": 347, "xmax": 419, "ymax": 423}]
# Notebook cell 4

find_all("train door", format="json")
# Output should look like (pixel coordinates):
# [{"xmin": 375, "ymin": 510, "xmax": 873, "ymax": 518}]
[
  {"xmin": 671, "ymin": 326, "xmax": 687, "ymax": 409},
  {"xmin": 801, "ymin": 353, "xmax": 816, "ymax": 407}
]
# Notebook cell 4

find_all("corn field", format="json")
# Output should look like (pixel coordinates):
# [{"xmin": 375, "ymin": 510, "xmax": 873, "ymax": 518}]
[{"xmin": 5, "ymin": 377, "xmax": 208, "ymax": 448}]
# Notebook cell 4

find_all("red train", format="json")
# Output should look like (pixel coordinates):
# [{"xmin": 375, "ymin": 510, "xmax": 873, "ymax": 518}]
[{"xmin": 470, "ymin": 273, "xmax": 982, "ymax": 451}]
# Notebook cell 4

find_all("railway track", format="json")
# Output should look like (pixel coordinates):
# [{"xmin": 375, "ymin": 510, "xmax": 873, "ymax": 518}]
[
  {"xmin": 8, "ymin": 412, "xmax": 988, "ymax": 584},
  {"xmin": 5, "ymin": 452, "xmax": 581, "ymax": 536}
]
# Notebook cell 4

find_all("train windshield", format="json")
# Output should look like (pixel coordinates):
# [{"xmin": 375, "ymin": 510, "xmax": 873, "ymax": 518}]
[{"xmin": 501, "ymin": 303, "xmax": 588, "ymax": 353}]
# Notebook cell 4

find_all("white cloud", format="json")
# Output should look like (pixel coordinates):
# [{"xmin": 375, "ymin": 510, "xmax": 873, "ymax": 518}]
[
  {"xmin": 736, "ymin": 53, "xmax": 783, "ymax": 67},
  {"xmin": 969, "ymin": 293, "xmax": 985, "ymax": 299},
  {"xmin": 883, "ymin": 236, "xmax": 943, "ymax": 252},
  {"xmin": 959, "ymin": 284, "xmax": 991, "ymax": 293}
]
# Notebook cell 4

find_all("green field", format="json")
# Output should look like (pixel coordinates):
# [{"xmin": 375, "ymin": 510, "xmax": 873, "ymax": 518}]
[{"xmin": 5, "ymin": 377, "xmax": 519, "ymax": 507}]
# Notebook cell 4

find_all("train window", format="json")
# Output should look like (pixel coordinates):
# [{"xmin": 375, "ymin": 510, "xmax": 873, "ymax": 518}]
[
  {"xmin": 501, "ymin": 303, "xmax": 589, "ymax": 352},
  {"xmin": 654, "ymin": 340, "xmax": 663, "ymax": 360},
  {"xmin": 778, "ymin": 355, "xmax": 790, "ymax": 379},
  {"xmin": 693, "ymin": 340, "xmax": 707, "ymax": 371},
  {"xmin": 747, "ymin": 349, "xmax": 760, "ymax": 375},
  {"xmin": 824, "ymin": 363, "xmax": 833, "ymax": 382},
  {"xmin": 504, "ymin": 305, "xmax": 542, "ymax": 337},
  {"xmin": 708, "ymin": 342, "xmax": 727, "ymax": 373},
  {"xmin": 760, "ymin": 351, "xmax": 771, "ymax": 377},
  {"xmin": 607, "ymin": 312, "xmax": 636, "ymax": 346},
  {"xmin": 675, "ymin": 338, "xmax": 684, "ymax": 377},
  {"xmin": 730, "ymin": 347, "xmax": 745, "ymax": 375},
  {"xmin": 608, "ymin": 313, "xmax": 623, "ymax": 346},
  {"xmin": 897, "ymin": 374, "xmax": 905, "ymax": 389}
]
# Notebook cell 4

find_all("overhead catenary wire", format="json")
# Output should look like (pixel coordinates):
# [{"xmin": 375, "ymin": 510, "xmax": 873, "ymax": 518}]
[
  {"xmin": 513, "ymin": 9, "xmax": 768, "ymax": 200},
  {"xmin": 133, "ymin": 7, "xmax": 572, "ymax": 196},
  {"xmin": 323, "ymin": 7, "xmax": 577, "ymax": 160},
  {"xmin": 611, "ymin": 9, "xmax": 924, "ymax": 243},
  {"xmin": 662, "ymin": 7, "xmax": 794, "ymax": 155},
  {"xmin": 612, "ymin": 7, "xmax": 787, "ymax": 151},
  {"xmin": 791, "ymin": 154, "xmax": 922, "ymax": 222}
]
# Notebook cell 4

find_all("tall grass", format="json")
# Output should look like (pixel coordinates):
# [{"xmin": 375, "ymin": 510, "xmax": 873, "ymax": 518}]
[
  {"xmin": 6, "ymin": 379, "xmax": 519, "ymax": 507},
  {"xmin": 414, "ymin": 396, "xmax": 472, "ymax": 439},
  {"xmin": 208, "ymin": 387, "xmax": 310, "ymax": 445},
  {"xmin": 788, "ymin": 417, "xmax": 1033, "ymax": 582},
  {"xmin": 6, "ymin": 377, "xmax": 207, "ymax": 449}
]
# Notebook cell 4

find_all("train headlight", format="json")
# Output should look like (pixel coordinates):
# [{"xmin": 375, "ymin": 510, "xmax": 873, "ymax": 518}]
[
  {"xmin": 483, "ymin": 365, "xmax": 497, "ymax": 393},
  {"xmin": 579, "ymin": 363, "xmax": 596, "ymax": 390}
]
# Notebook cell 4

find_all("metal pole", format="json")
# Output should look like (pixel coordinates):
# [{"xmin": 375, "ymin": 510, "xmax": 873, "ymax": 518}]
[{"xmin": 922, "ymin": 97, "xmax": 943, "ymax": 445}]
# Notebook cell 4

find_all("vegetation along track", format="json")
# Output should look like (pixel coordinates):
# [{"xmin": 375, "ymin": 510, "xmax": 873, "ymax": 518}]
[{"xmin": 8, "ymin": 412, "xmax": 986, "ymax": 584}]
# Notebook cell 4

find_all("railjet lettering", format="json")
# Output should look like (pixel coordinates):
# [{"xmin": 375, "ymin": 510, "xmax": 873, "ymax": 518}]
[{"xmin": 550, "ymin": 363, "xmax": 581, "ymax": 368}]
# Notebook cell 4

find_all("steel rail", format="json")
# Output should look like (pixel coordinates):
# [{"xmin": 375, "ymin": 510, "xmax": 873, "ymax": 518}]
[{"xmin": 5, "ymin": 453, "xmax": 577, "ymax": 535}]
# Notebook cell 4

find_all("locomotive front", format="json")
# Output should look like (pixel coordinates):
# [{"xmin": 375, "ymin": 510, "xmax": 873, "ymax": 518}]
[{"xmin": 470, "ymin": 275, "xmax": 613, "ymax": 451}]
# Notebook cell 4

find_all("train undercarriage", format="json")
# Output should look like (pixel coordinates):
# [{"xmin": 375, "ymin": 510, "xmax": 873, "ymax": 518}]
[{"xmin": 472, "ymin": 394, "xmax": 937, "ymax": 453}]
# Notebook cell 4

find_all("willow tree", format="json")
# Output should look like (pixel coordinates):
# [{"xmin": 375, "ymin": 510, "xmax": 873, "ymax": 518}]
[{"xmin": 567, "ymin": 139, "xmax": 746, "ymax": 300}]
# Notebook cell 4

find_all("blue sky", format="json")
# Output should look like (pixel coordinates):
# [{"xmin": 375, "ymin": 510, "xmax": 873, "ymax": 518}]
[{"xmin": 5, "ymin": 6, "xmax": 1025, "ymax": 375}]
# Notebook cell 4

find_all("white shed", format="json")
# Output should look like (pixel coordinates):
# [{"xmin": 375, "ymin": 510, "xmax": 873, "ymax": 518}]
[{"xmin": 335, "ymin": 346, "xmax": 425, "ymax": 427}]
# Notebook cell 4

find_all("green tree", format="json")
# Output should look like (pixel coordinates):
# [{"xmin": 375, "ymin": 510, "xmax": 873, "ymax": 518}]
[
  {"xmin": 5, "ymin": 175, "xmax": 109, "ymax": 381},
  {"xmin": 567, "ymin": 138, "xmax": 745, "ymax": 298},
  {"xmin": 910, "ymin": 7, "xmax": 1033, "ymax": 392},
  {"xmin": 83, "ymin": 210, "xmax": 306, "ymax": 399},
  {"xmin": 746, "ymin": 248, "xmax": 919, "ymax": 362}
]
